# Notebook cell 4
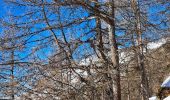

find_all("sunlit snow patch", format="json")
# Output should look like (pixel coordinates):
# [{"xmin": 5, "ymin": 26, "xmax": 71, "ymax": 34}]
[
  {"xmin": 161, "ymin": 76, "xmax": 170, "ymax": 87},
  {"xmin": 163, "ymin": 96, "xmax": 170, "ymax": 100},
  {"xmin": 149, "ymin": 96, "xmax": 157, "ymax": 100},
  {"xmin": 147, "ymin": 38, "xmax": 166, "ymax": 49}
]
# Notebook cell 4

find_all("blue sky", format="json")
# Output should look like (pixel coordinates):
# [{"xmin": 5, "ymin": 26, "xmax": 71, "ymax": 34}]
[
  {"xmin": 0, "ymin": 0, "xmax": 169, "ymax": 97},
  {"xmin": 0, "ymin": 0, "xmax": 6, "ymax": 18},
  {"xmin": 0, "ymin": 0, "xmax": 168, "ymax": 59}
]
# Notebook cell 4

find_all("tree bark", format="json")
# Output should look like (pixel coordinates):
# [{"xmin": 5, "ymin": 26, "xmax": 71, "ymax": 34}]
[
  {"xmin": 108, "ymin": 0, "xmax": 121, "ymax": 100},
  {"xmin": 131, "ymin": 0, "xmax": 150, "ymax": 99},
  {"xmin": 10, "ymin": 50, "xmax": 15, "ymax": 100}
]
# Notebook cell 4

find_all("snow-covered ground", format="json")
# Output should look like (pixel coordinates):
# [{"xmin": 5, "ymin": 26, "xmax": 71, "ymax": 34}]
[
  {"xmin": 164, "ymin": 96, "xmax": 170, "ymax": 100},
  {"xmin": 149, "ymin": 96, "xmax": 157, "ymax": 100},
  {"xmin": 149, "ymin": 96, "xmax": 170, "ymax": 100}
]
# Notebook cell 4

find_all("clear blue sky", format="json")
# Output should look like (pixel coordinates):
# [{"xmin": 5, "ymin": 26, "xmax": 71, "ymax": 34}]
[{"xmin": 0, "ymin": 0, "xmax": 6, "ymax": 18}]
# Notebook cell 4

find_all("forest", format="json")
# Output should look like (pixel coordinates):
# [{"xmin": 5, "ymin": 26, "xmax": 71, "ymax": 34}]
[{"xmin": 0, "ymin": 0, "xmax": 170, "ymax": 100}]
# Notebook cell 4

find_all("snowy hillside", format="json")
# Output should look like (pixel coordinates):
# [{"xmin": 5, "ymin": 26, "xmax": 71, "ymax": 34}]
[{"xmin": 147, "ymin": 38, "xmax": 167, "ymax": 49}]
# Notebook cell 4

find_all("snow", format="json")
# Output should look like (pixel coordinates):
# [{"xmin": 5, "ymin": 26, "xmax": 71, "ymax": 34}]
[
  {"xmin": 79, "ymin": 55, "xmax": 98, "ymax": 66},
  {"xmin": 149, "ymin": 76, "xmax": 170, "ymax": 100},
  {"xmin": 119, "ymin": 51, "xmax": 134, "ymax": 63},
  {"xmin": 147, "ymin": 38, "xmax": 166, "ymax": 49},
  {"xmin": 161, "ymin": 76, "xmax": 170, "ymax": 87},
  {"xmin": 149, "ymin": 96, "xmax": 170, "ymax": 100},
  {"xmin": 149, "ymin": 96, "xmax": 157, "ymax": 100},
  {"xmin": 163, "ymin": 96, "xmax": 170, "ymax": 100}
]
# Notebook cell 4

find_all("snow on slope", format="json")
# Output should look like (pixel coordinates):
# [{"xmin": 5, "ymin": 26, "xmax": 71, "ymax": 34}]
[
  {"xmin": 79, "ymin": 38, "xmax": 168, "ymax": 65},
  {"xmin": 149, "ymin": 96, "xmax": 170, "ymax": 100},
  {"xmin": 149, "ymin": 96, "xmax": 157, "ymax": 100},
  {"xmin": 164, "ymin": 96, "xmax": 170, "ymax": 100},
  {"xmin": 147, "ymin": 38, "xmax": 167, "ymax": 49},
  {"xmin": 161, "ymin": 76, "xmax": 170, "ymax": 87}
]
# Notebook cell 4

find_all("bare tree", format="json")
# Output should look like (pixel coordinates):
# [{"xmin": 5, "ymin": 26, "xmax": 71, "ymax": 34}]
[{"xmin": 1, "ymin": 0, "xmax": 170, "ymax": 100}]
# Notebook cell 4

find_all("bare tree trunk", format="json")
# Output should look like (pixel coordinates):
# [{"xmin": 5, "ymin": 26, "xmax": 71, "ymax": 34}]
[
  {"xmin": 126, "ymin": 68, "xmax": 131, "ymax": 100},
  {"xmin": 131, "ymin": 0, "xmax": 150, "ymax": 99},
  {"xmin": 95, "ymin": 1, "xmax": 106, "ymax": 62},
  {"xmin": 10, "ymin": 50, "xmax": 15, "ymax": 100},
  {"xmin": 94, "ymin": 1, "xmax": 110, "ymax": 100},
  {"xmin": 108, "ymin": 0, "xmax": 121, "ymax": 100}
]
